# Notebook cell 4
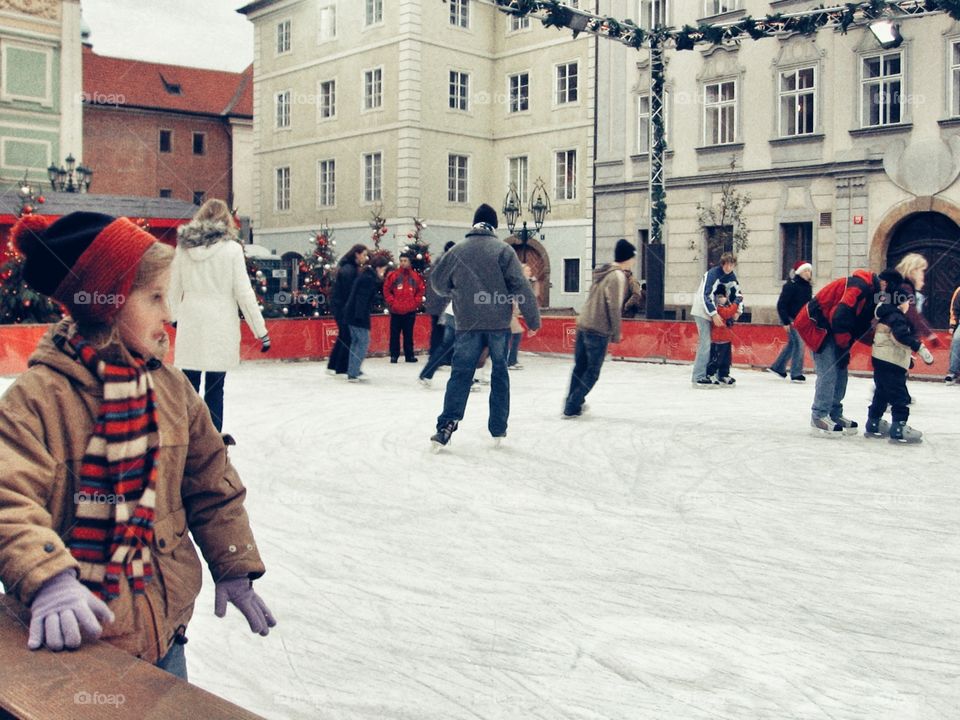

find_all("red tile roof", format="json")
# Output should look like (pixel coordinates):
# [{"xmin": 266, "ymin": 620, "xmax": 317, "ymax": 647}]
[{"xmin": 83, "ymin": 47, "xmax": 252, "ymax": 118}]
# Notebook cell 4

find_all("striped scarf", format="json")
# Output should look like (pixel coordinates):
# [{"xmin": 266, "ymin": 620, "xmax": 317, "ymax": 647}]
[{"xmin": 61, "ymin": 332, "xmax": 159, "ymax": 601}]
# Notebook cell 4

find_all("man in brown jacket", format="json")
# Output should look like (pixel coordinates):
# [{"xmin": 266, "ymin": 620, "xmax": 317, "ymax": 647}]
[{"xmin": 562, "ymin": 239, "xmax": 636, "ymax": 418}]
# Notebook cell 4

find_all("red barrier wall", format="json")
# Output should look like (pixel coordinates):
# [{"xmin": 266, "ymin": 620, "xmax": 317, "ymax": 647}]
[{"xmin": 1, "ymin": 316, "xmax": 950, "ymax": 378}]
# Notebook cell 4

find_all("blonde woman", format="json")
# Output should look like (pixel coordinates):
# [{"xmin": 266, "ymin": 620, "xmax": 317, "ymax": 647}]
[
  {"xmin": 169, "ymin": 199, "xmax": 270, "ymax": 431},
  {"xmin": 894, "ymin": 253, "xmax": 941, "ymax": 349}
]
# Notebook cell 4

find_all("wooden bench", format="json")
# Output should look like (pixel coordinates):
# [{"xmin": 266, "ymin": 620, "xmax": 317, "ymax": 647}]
[{"xmin": 0, "ymin": 593, "xmax": 264, "ymax": 719}]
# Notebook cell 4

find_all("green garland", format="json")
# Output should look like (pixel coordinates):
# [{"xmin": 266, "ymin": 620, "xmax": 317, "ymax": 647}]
[{"xmin": 490, "ymin": 0, "xmax": 960, "ymax": 50}]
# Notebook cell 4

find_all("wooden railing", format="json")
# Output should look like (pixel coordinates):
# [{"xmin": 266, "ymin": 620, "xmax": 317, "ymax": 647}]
[{"xmin": 0, "ymin": 594, "xmax": 264, "ymax": 720}]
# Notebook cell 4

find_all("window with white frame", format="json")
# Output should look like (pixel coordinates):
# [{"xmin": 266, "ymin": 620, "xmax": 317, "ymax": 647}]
[
  {"xmin": 363, "ymin": 152, "xmax": 382, "ymax": 202},
  {"xmin": 318, "ymin": 159, "xmax": 335, "ymax": 207},
  {"xmin": 555, "ymin": 149, "xmax": 577, "ymax": 201},
  {"xmin": 449, "ymin": 71, "xmax": 469, "ymax": 111},
  {"xmin": 509, "ymin": 72, "xmax": 529, "ymax": 113},
  {"xmin": 952, "ymin": 40, "xmax": 960, "ymax": 117},
  {"xmin": 275, "ymin": 90, "xmax": 291, "ymax": 129},
  {"xmin": 276, "ymin": 20, "xmax": 291, "ymax": 54},
  {"xmin": 556, "ymin": 62, "xmax": 578, "ymax": 104},
  {"xmin": 637, "ymin": 92, "xmax": 668, "ymax": 152},
  {"xmin": 318, "ymin": 4, "xmax": 336, "ymax": 42},
  {"xmin": 510, "ymin": 14, "xmax": 530, "ymax": 32},
  {"xmin": 640, "ymin": 0, "xmax": 670, "ymax": 28},
  {"xmin": 319, "ymin": 80, "xmax": 336, "ymax": 119},
  {"xmin": 861, "ymin": 51, "xmax": 902, "ymax": 127},
  {"xmin": 364, "ymin": 68, "xmax": 382, "ymax": 110},
  {"xmin": 365, "ymin": 0, "xmax": 382, "ymax": 25},
  {"xmin": 703, "ymin": 79, "xmax": 736, "ymax": 145},
  {"xmin": 779, "ymin": 66, "xmax": 815, "ymax": 137},
  {"xmin": 563, "ymin": 258, "xmax": 581, "ymax": 293},
  {"xmin": 276, "ymin": 166, "xmax": 290, "ymax": 211},
  {"xmin": 448, "ymin": 154, "xmax": 469, "ymax": 203},
  {"xmin": 449, "ymin": 0, "xmax": 469, "ymax": 28},
  {"xmin": 702, "ymin": 0, "xmax": 738, "ymax": 16},
  {"xmin": 509, "ymin": 156, "xmax": 528, "ymax": 200}
]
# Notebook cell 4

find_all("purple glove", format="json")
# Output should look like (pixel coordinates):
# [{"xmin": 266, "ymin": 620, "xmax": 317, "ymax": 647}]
[
  {"xmin": 214, "ymin": 577, "xmax": 276, "ymax": 636},
  {"xmin": 28, "ymin": 570, "xmax": 114, "ymax": 651}
]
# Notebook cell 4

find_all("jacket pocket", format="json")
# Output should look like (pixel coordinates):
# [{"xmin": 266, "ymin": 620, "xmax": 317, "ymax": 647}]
[{"xmin": 152, "ymin": 508, "xmax": 203, "ymax": 625}]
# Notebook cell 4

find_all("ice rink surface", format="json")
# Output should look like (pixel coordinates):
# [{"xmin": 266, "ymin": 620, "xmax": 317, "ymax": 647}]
[{"xmin": 4, "ymin": 355, "xmax": 959, "ymax": 718}]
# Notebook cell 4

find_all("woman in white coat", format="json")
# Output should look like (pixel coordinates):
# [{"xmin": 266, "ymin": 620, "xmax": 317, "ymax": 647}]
[{"xmin": 168, "ymin": 199, "xmax": 270, "ymax": 432}]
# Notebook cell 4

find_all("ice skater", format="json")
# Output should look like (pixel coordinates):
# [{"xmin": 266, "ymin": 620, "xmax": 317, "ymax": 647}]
[
  {"xmin": 705, "ymin": 286, "xmax": 739, "ymax": 386},
  {"xmin": 865, "ymin": 277, "xmax": 935, "ymax": 442},
  {"xmin": 427, "ymin": 203, "xmax": 540, "ymax": 449},
  {"xmin": 768, "ymin": 260, "xmax": 813, "ymax": 382},
  {"xmin": 0, "ymin": 212, "xmax": 275, "ymax": 680},
  {"xmin": 563, "ymin": 239, "xmax": 636, "ymax": 417},
  {"xmin": 690, "ymin": 252, "xmax": 742, "ymax": 387}
]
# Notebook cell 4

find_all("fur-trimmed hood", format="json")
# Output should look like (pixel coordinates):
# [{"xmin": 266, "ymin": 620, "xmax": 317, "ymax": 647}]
[{"xmin": 176, "ymin": 219, "xmax": 235, "ymax": 249}]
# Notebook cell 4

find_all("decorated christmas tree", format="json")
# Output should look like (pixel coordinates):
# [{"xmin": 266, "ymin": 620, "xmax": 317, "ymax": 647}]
[
  {"xmin": 368, "ymin": 208, "xmax": 395, "ymax": 315},
  {"xmin": 400, "ymin": 216, "xmax": 431, "ymax": 275},
  {"xmin": 0, "ymin": 190, "xmax": 64, "ymax": 324},
  {"xmin": 293, "ymin": 224, "xmax": 339, "ymax": 317}
]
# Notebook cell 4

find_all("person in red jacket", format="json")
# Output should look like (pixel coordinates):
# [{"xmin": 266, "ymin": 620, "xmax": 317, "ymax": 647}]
[
  {"xmin": 383, "ymin": 252, "xmax": 426, "ymax": 363},
  {"xmin": 705, "ymin": 287, "xmax": 739, "ymax": 386},
  {"xmin": 793, "ymin": 268, "xmax": 887, "ymax": 436}
]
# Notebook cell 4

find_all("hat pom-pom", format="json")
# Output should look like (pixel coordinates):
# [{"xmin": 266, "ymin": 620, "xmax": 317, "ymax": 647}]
[{"xmin": 10, "ymin": 214, "xmax": 52, "ymax": 255}]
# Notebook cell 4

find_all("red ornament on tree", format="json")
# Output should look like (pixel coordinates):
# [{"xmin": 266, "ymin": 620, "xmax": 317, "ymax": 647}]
[{"xmin": 36, "ymin": 196, "xmax": 45, "ymax": 204}]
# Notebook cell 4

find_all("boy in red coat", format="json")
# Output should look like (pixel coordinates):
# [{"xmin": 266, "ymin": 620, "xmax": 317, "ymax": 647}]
[
  {"xmin": 383, "ymin": 252, "xmax": 426, "ymax": 363},
  {"xmin": 705, "ymin": 287, "xmax": 739, "ymax": 386}
]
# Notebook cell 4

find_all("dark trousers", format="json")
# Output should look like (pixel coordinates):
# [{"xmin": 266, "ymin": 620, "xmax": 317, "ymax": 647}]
[
  {"xmin": 327, "ymin": 317, "xmax": 352, "ymax": 374},
  {"xmin": 564, "ymin": 330, "xmax": 609, "ymax": 415},
  {"xmin": 508, "ymin": 332, "xmax": 522, "ymax": 366},
  {"xmin": 437, "ymin": 330, "xmax": 510, "ymax": 437},
  {"xmin": 420, "ymin": 323, "xmax": 456, "ymax": 380},
  {"xmin": 428, "ymin": 315, "xmax": 445, "ymax": 356},
  {"xmin": 706, "ymin": 342, "xmax": 732, "ymax": 379},
  {"xmin": 183, "ymin": 370, "xmax": 226, "ymax": 432},
  {"xmin": 869, "ymin": 358, "xmax": 911, "ymax": 423},
  {"xmin": 390, "ymin": 312, "xmax": 416, "ymax": 360}
]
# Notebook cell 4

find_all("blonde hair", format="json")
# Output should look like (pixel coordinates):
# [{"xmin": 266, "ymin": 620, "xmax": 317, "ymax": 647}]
[
  {"xmin": 191, "ymin": 198, "xmax": 238, "ymax": 236},
  {"xmin": 895, "ymin": 253, "xmax": 927, "ymax": 283}
]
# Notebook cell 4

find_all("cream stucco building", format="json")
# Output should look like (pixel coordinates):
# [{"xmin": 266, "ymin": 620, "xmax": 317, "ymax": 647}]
[
  {"xmin": 596, "ymin": 0, "xmax": 960, "ymax": 327},
  {"xmin": 239, "ymin": 0, "xmax": 596, "ymax": 309}
]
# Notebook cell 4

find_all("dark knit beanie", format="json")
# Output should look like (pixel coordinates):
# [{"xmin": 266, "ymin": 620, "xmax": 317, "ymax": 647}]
[
  {"xmin": 615, "ymin": 238, "xmax": 637, "ymax": 263},
  {"xmin": 472, "ymin": 203, "xmax": 498, "ymax": 229},
  {"xmin": 12, "ymin": 211, "xmax": 157, "ymax": 323}
]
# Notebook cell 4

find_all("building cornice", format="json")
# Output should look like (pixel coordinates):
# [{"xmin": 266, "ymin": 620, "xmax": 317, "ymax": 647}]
[{"xmin": 84, "ymin": 102, "xmax": 251, "ymax": 122}]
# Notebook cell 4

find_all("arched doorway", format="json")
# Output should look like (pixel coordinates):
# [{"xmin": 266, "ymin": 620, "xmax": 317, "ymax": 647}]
[
  {"xmin": 885, "ymin": 212, "xmax": 960, "ymax": 329},
  {"xmin": 507, "ymin": 237, "xmax": 550, "ymax": 307}
]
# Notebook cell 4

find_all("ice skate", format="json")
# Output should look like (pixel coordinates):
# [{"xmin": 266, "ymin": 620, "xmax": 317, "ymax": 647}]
[
  {"xmin": 694, "ymin": 377, "xmax": 719, "ymax": 389},
  {"xmin": 889, "ymin": 421, "xmax": 922, "ymax": 444},
  {"xmin": 864, "ymin": 417, "xmax": 891, "ymax": 439},
  {"xmin": 790, "ymin": 375, "xmax": 806, "ymax": 383},
  {"xmin": 430, "ymin": 421, "xmax": 458, "ymax": 452},
  {"xmin": 717, "ymin": 376, "xmax": 736, "ymax": 387},
  {"xmin": 831, "ymin": 415, "xmax": 859, "ymax": 436},
  {"xmin": 810, "ymin": 416, "xmax": 844, "ymax": 438},
  {"xmin": 418, "ymin": 377, "xmax": 431, "ymax": 388},
  {"xmin": 765, "ymin": 367, "xmax": 787, "ymax": 378},
  {"xmin": 492, "ymin": 435, "xmax": 506, "ymax": 448}
]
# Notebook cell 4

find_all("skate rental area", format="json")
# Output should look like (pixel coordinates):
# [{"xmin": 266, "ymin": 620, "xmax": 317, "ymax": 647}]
[{"xmin": 3, "ymin": 356, "xmax": 951, "ymax": 719}]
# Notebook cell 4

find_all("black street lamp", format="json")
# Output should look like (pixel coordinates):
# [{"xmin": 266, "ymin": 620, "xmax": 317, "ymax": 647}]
[
  {"xmin": 47, "ymin": 153, "xmax": 93, "ymax": 193},
  {"xmin": 502, "ymin": 177, "xmax": 550, "ymax": 263}
]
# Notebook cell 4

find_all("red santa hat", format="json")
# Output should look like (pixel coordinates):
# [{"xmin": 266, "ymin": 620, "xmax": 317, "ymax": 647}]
[{"xmin": 792, "ymin": 260, "xmax": 813, "ymax": 276}]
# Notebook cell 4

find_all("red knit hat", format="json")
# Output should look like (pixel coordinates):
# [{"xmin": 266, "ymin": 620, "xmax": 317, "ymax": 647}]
[{"xmin": 11, "ymin": 212, "xmax": 157, "ymax": 323}]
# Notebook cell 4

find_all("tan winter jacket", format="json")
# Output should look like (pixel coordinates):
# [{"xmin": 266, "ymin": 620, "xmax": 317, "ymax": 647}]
[
  {"xmin": 577, "ymin": 264, "xmax": 626, "ymax": 342},
  {"xmin": 0, "ymin": 320, "xmax": 265, "ymax": 663}
]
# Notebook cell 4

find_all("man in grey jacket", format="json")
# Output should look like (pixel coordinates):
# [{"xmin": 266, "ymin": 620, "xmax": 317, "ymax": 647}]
[
  {"xmin": 563, "ymin": 239, "xmax": 636, "ymax": 418},
  {"xmin": 428, "ymin": 203, "xmax": 541, "ymax": 448}
]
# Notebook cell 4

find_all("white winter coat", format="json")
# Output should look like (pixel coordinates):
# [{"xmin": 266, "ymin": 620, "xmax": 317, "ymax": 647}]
[{"xmin": 168, "ymin": 222, "xmax": 267, "ymax": 371}]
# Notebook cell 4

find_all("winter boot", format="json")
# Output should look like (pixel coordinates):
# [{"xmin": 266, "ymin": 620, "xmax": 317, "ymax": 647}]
[
  {"xmin": 889, "ymin": 421, "xmax": 922, "ymax": 443},
  {"xmin": 831, "ymin": 415, "xmax": 859, "ymax": 436},
  {"xmin": 430, "ymin": 420, "xmax": 458, "ymax": 451},
  {"xmin": 864, "ymin": 417, "xmax": 891, "ymax": 439}
]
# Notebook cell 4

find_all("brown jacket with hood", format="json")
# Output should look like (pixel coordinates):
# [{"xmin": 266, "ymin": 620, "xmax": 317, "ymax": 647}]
[{"xmin": 0, "ymin": 320, "xmax": 265, "ymax": 663}]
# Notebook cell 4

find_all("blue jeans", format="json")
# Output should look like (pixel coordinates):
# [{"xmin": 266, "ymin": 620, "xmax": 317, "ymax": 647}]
[
  {"xmin": 771, "ymin": 326, "xmax": 806, "ymax": 378},
  {"xmin": 437, "ymin": 330, "xmax": 511, "ymax": 436},
  {"xmin": 811, "ymin": 337, "xmax": 849, "ymax": 421},
  {"xmin": 564, "ymin": 330, "xmax": 609, "ymax": 415},
  {"xmin": 420, "ymin": 322, "xmax": 457, "ymax": 380},
  {"xmin": 691, "ymin": 315, "xmax": 712, "ymax": 382},
  {"xmin": 508, "ymin": 332, "xmax": 522, "ymax": 366},
  {"xmin": 950, "ymin": 326, "xmax": 960, "ymax": 375},
  {"xmin": 156, "ymin": 641, "xmax": 188, "ymax": 680},
  {"xmin": 347, "ymin": 325, "xmax": 371, "ymax": 379}
]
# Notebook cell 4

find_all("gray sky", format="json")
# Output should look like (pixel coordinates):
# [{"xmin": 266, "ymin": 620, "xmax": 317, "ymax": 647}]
[{"xmin": 81, "ymin": 0, "xmax": 253, "ymax": 72}]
